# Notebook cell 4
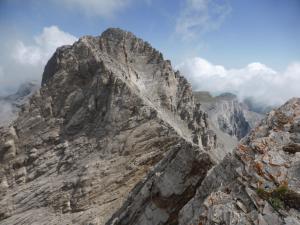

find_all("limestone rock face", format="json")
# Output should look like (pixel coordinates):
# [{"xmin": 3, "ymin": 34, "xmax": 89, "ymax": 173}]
[
  {"xmin": 194, "ymin": 92, "xmax": 263, "ymax": 140},
  {"xmin": 1, "ymin": 27, "xmax": 298, "ymax": 225},
  {"xmin": 0, "ymin": 28, "xmax": 215, "ymax": 225},
  {"xmin": 194, "ymin": 91, "xmax": 263, "ymax": 160},
  {"xmin": 109, "ymin": 98, "xmax": 300, "ymax": 225},
  {"xmin": 107, "ymin": 98, "xmax": 300, "ymax": 225},
  {"xmin": 178, "ymin": 98, "xmax": 300, "ymax": 225}
]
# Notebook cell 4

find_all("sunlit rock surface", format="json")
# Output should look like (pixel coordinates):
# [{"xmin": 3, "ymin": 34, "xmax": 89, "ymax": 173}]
[{"xmin": 0, "ymin": 28, "xmax": 215, "ymax": 225}]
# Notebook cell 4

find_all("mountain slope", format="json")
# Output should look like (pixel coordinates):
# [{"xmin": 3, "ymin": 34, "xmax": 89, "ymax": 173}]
[
  {"xmin": 194, "ymin": 91, "xmax": 264, "ymax": 140},
  {"xmin": 0, "ymin": 28, "xmax": 216, "ymax": 225},
  {"xmin": 109, "ymin": 98, "xmax": 300, "ymax": 225},
  {"xmin": 179, "ymin": 97, "xmax": 300, "ymax": 224},
  {"xmin": 193, "ymin": 91, "xmax": 264, "ymax": 160},
  {"xmin": 1, "ymin": 28, "xmax": 298, "ymax": 225}
]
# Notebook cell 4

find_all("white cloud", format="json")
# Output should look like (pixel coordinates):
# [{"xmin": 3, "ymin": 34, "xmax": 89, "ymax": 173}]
[
  {"xmin": 0, "ymin": 26, "xmax": 77, "ymax": 96},
  {"xmin": 54, "ymin": 0, "xmax": 132, "ymax": 18},
  {"xmin": 176, "ymin": 0, "xmax": 231, "ymax": 40},
  {"xmin": 13, "ymin": 26, "xmax": 77, "ymax": 66},
  {"xmin": 177, "ymin": 57, "xmax": 300, "ymax": 105}
]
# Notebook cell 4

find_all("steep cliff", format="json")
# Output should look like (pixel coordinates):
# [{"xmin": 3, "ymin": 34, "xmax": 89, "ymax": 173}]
[
  {"xmin": 193, "ymin": 91, "xmax": 263, "ymax": 160},
  {"xmin": 110, "ymin": 98, "xmax": 300, "ymax": 225},
  {"xmin": 0, "ymin": 28, "xmax": 216, "ymax": 225},
  {"xmin": 179, "ymin": 98, "xmax": 300, "ymax": 224},
  {"xmin": 1, "ymin": 28, "xmax": 298, "ymax": 225},
  {"xmin": 194, "ymin": 91, "xmax": 264, "ymax": 140}
]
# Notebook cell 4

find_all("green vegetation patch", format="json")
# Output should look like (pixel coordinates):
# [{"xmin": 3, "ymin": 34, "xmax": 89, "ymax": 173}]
[{"xmin": 256, "ymin": 184, "xmax": 298, "ymax": 211}]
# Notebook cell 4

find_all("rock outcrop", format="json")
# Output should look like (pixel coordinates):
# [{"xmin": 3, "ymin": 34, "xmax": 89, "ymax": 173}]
[
  {"xmin": 179, "ymin": 97, "xmax": 300, "ymax": 224},
  {"xmin": 110, "ymin": 98, "xmax": 300, "ymax": 225},
  {"xmin": 0, "ymin": 28, "xmax": 216, "ymax": 225}
]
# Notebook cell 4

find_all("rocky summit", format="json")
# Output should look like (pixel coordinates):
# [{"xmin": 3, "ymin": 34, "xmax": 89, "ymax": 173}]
[
  {"xmin": 0, "ymin": 28, "xmax": 215, "ymax": 225},
  {"xmin": 0, "ymin": 28, "xmax": 299, "ymax": 225}
]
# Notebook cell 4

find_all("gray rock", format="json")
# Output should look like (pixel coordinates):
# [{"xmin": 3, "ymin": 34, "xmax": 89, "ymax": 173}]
[
  {"xmin": 193, "ymin": 91, "xmax": 263, "ymax": 161},
  {"xmin": 1, "ymin": 28, "xmax": 299, "ymax": 225},
  {"xmin": 0, "ymin": 28, "xmax": 215, "ymax": 225},
  {"xmin": 108, "ymin": 98, "xmax": 300, "ymax": 225},
  {"xmin": 194, "ymin": 91, "xmax": 263, "ymax": 140},
  {"xmin": 177, "ymin": 98, "xmax": 300, "ymax": 225}
]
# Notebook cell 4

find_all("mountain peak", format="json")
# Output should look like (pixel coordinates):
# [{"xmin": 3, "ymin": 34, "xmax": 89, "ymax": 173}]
[
  {"xmin": 100, "ymin": 27, "xmax": 134, "ymax": 40},
  {"xmin": 42, "ymin": 28, "xmax": 164, "ymax": 85},
  {"xmin": 2, "ymin": 27, "xmax": 298, "ymax": 225},
  {"xmin": 0, "ymin": 28, "xmax": 217, "ymax": 224},
  {"xmin": 40, "ymin": 28, "xmax": 202, "ymax": 141}
]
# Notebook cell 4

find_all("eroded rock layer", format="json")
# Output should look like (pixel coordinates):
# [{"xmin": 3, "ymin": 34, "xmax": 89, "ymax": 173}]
[
  {"xmin": 110, "ymin": 98, "xmax": 300, "ymax": 225},
  {"xmin": 179, "ymin": 98, "xmax": 300, "ymax": 224},
  {"xmin": 1, "ymin": 28, "xmax": 299, "ymax": 225},
  {"xmin": 193, "ymin": 91, "xmax": 263, "ymax": 160},
  {"xmin": 112, "ymin": 98, "xmax": 300, "ymax": 225},
  {"xmin": 0, "ymin": 28, "xmax": 215, "ymax": 225}
]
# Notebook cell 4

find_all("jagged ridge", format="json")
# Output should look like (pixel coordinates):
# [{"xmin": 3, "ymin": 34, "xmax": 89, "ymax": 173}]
[
  {"xmin": 109, "ymin": 98, "xmax": 300, "ymax": 225},
  {"xmin": 0, "ymin": 28, "xmax": 216, "ymax": 225}
]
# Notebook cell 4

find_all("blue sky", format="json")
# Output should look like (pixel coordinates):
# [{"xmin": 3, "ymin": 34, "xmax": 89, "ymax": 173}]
[
  {"xmin": 1, "ymin": 0, "xmax": 299, "ymax": 68},
  {"xmin": 0, "ymin": 0, "xmax": 299, "ymax": 103}
]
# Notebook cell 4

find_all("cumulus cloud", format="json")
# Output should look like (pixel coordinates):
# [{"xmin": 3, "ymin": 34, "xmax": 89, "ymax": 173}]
[
  {"xmin": 176, "ymin": 0, "xmax": 231, "ymax": 40},
  {"xmin": 0, "ymin": 26, "xmax": 77, "ymax": 96},
  {"xmin": 177, "ymin": 57, "xmax": 300, "ymax": 105},
  {"xmin": 13, "ymin": 26, "xmax": 77, "ymax": 66}
]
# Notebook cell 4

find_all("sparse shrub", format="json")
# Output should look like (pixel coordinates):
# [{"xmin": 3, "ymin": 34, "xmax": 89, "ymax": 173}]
[
  {"xmin": 256, "ymin": 183, "xmax": 290, "ymax": 211},
  {"xmin": 269, "ymin": 197, "xmax": 284, "ymax": 210},
  {"xmin": 256, "ymin": 187, "xmax": 270, "ymax": 199}
]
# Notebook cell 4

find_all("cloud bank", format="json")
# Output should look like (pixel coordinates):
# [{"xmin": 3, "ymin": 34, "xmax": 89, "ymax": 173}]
[
  {"xmin": 176, "ymin": 0, "xmax": 231, "ymax": 40},
  {"xmin": 0, "ymin": 26, "xmax": 77, "ymax": 95},
  {"xmin": 177, "ymin": 57, "xmax": 300, "ymax": 105}
]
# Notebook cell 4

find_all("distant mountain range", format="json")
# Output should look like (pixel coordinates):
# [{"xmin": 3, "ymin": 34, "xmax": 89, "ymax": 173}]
[{"xmin": 0, "ymin": 81, "xmax": 39, "ymax": 126}]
